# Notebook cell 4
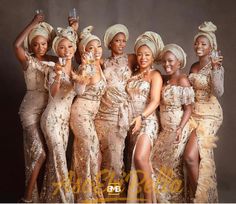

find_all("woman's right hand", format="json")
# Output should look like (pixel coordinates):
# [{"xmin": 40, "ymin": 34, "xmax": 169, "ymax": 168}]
[
  {"xmin": 55, "ymin": 63, "xmax": 62, "ymax": 76},
  {"xmin": 31, "ymin": 13, "xmax": 44, "ymax": 25},
  {"xmin": 68, "ymin": 16, "xmax": 79, "ymax": 31}
]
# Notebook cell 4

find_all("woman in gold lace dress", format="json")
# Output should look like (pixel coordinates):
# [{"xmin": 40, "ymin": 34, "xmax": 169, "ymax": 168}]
[
  {"xmin": 40, "ymin": 26, "xmax": 77, "ymax": 203},
  {"xmin": 13, "ymin": 13, "xmax": 56, "ymax": 203},
  {"xmin": 151, "ymin": 44, "xmax": 195, "ymax": 202},
  {"xmin": 126, "ymin": 31, "xmax": 163, "ymax": 203},
  {"xmin": 94, "ymin": 24, "xmax": 136, "ymax": 202},
  {"xmin": 184, "ymin": 21, "xmax": 224, "ymax": 202},
  {"xmin": 69, "ymin": 26, "xmax": 106, "ymax": 203}
]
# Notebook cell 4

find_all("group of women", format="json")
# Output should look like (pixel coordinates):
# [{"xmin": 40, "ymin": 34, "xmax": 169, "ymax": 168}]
[{"xmin": 14, "ymin": 12, "xmax": 224, "ymax": 203}]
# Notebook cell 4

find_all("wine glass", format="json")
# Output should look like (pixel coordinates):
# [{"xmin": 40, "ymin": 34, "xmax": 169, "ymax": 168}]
[
  {"xmin": 69, "ymin": 8, "xmax": 77, "ymax": 19},
  {"xmin": 210, "ymin": 50, "xmax": 220, "ymax": 61},
  {"xmin": 35, "ymin": 9, "xmax": 43, "ymax": 14},
  {"xmin": 59, "ymin": 57, "xmax": 66, "ymax": 67}
]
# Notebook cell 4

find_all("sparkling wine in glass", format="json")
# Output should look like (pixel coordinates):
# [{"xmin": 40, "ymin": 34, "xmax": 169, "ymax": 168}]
[{"xmin": 69, "ymin": 8, "xmax": 77, "ymax": 19}]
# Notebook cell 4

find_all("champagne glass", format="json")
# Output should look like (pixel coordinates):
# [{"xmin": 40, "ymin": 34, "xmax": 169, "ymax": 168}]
[
  {"xmin": 85, "ymin": 51, "xmax": 95, "ymax": 64},
  {"xmin": 210, "ymin": 50, "xmax": 220, "ymax": 62},
  {"xmin": 35, "ymin": 9, "xmax": 43, "ymax": 14},
  {"xmin": 69, "ymin": 8, "xmax": 77, "ymax": 19},
  {"xmin": 59, "ymin": 57, "xmax": 66, "ymax": 66}
]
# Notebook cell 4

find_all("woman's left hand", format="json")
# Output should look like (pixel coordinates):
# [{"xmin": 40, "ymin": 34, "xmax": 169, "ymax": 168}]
[
  {"xmin": 174, "ymin": 127, "xmax": 182, "ymax": 144},
  {"xmin": 211, "ymin": 50, "xmax": 223, "ymax": 69},
  {"xmin": 131, "ymin": 116, "xmax": 142, "ymax": 135}
]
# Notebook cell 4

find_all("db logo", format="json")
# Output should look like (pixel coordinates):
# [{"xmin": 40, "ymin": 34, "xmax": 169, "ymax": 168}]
[{"xmin": 107, "ymin": 183, "xmax": 121, "ymax": 195}]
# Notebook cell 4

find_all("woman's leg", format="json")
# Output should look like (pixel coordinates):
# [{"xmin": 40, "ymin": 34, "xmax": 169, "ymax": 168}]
[
  {"xmin": 24, "ymin": 152, "xmax": 46, "ymax": 201},
  {"xmin": 184, "ymin": 129, "xmax": 199, "ymax": 198},
  {"xmin": 133, "ymin": 134, "xmax": 153, "ymax": 203},
  {"xmin": 23, "ymin": 124, "xmax": 46, "ymax": 202}
]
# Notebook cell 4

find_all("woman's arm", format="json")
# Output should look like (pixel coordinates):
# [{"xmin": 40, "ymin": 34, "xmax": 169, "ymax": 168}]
[
  {"xmin": 132, "ymin": 71, "xmax": 163, "ymax": 134},
  {"xmin": 175, "ymin": 75, "xmax": 193, "ymax": 143},
  {"xmin": 50, "ymin": 63, "xmax": 62, "ymax": 97},
  {"xmin": 142, "ymin": 71, "xmax": 163, "ymax": 118},
  {"xmin": 211, "ymin": 54, "xmax": 224, "ymax": 97},
  {"xmin": 211, "ymin": 66, "xmax": 224, "ymax": 97},
  {"xmin": 13, "ymin": 13, "xmax": 44, "ymax": 68}
]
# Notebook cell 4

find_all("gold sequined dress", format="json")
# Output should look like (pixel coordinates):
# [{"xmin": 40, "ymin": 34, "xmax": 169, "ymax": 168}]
[
  {"xmin": 70, "ymin": 69, "xmax": 106, "ymax": 203},
  {"xmin": 188, "ymin": 63, "xmax": 224, "ymax": 202},
  {"xmin": 40, "ymin": 70, "xmax": 75, "ymax": 203},
  {"xmin": 151, "ymin": 84, "xmax": 195, "ymax": 202},
  {"xmin": 19, "ymin": 53, "xmax": 52, "ymax": 202},
  {"xmin": 126, "ymin": 74, "xmax": 159, "ymax": 203},
  {"xmin": 94, "ymin": 54, "xmax": 132, "ymax": 202}
]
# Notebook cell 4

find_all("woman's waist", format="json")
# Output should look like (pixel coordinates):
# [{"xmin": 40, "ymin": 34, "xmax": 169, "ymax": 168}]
[
  {"xmin": 72, "ymin": 97, "xmax": 100, "ymax": 113},
  {"xmin": 194, "ymin": 89, "xmax": 212, "ymax": 102},
  {"xmin": 19, "ymin": 91, "xmax": 48, "ymax": 113}
]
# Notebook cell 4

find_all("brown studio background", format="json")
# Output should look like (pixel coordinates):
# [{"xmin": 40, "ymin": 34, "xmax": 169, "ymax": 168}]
[{"xmin": 0, "ymin": 0, "xmax": 235, "ymax": 202}]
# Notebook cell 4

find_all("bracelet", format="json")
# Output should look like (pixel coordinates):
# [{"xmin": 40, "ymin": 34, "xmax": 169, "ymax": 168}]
[
  {"xmin": 139, "ymin": 113, "xmax": 146, "ymax": 121},
  {"xmin": 54, "ymin": 79, "xmax": 60, "ymax": 84}
]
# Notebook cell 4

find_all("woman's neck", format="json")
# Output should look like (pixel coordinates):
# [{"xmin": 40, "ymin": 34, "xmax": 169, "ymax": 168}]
[
  {"xmin": 111, "ymin": 52, "xmax": 124, "ymax": 58},
  {"xmin": 63, "ymin": 60, "xmax": 72, "ymax": 74},
  {"xmin": 199, "ymin": 55, "xmax": 210, "ymax": 68},
  {"xmin": 139, "ymin": 66, "xmax": 151, "ymax": 74}
]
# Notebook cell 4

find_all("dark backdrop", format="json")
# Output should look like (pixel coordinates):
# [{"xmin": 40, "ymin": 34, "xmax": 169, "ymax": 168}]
[{"xmin": 0, "ymin": 0, "xmax": 235, "ymax": 202}]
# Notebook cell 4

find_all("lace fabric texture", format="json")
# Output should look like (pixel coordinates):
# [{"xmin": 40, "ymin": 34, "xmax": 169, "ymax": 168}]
[
  {"xmin": 151, "ymin": 84, "xmax": 195, "ymax": 202},
  {"xmin": 188, "ymin": 63, "xmax": 223, "ymax": 202},
  {"xmin": 126, "ymin": 77, "xmax": 159, "ymax": 203},
  {"xmin": 70, "ymin": 76, "xmax": 106, "ymax": 203},
  {"xmin": 19, "ymin": 53, "xmax": 52, "ymax": 202},
  {"xmin": 94, "ymin": 54, "xmax": 132, "ymax": 201},
  {"xmin": 40, "ymin": 69, "xmax": 75, "ymax": 203}
]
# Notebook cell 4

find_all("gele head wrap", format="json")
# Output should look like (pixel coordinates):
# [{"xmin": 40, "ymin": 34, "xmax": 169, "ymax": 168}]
[
  {"xmin": 24, "ymin": 22, "xmax": 56, "ymax": 52},
  {"xmin": 104, "ymin": 24, "xmax": 129, "ymax": 48},
  {"xmin": 52, "ymin": 26, "xmax": 78, "ymax": 55},
  {"xmin": 78, "ymin": 26, "xmax": 101, "ymax": 54},
  {"xmin": 194, "ymin": 21, "xmax": 217, "ymax": 50},
  {"xmin": 161, "ymin": 44, "xmax": 187, "ymax": 69},
  {"xmin": 134, "ymin": 31, "xmax": 164, "ymax": 62}
]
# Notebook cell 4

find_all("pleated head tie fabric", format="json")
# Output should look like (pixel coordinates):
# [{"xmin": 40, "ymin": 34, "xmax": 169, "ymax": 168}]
[
  {"xmin": 161, "ymin": 43, "xmax": 187, "ymax": 69},
  {"xmin": 104, "ymin": 23, "xmax": 129, "ymax": 48},
  {"xmin": 194, "ymin": 21, "xmax": 217, "ymax": 50},
  {"xmin": 24, "ymin": 22, "xmax": 56, "ymax": 52},
  {"xmin": 52, "ymin": 26, "xmax": 78, "ymax": 55},
  {"xmin": 134, "ymin": 31, "xmax": 164, "ymax": 63},
  {"xmin": 78, "ymin": 25, "xmax": 101, "ymax": 54}
]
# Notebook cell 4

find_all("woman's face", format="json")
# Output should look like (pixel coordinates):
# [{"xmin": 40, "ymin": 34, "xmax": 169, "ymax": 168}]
[
  {"xmin": 86, "ymin": 39, "xmax": 103, "ymax": 60},
  {"xmin": 137, "ymin": 45, "xmax": 154, "ymax": 69},
  {"xmin": 56, "ymin": 38, "xmax": 75, "ymax": 60},
  {"xmin": 110, "ymin": 32, "xmax": 126, "ymax": 55},
  {"xmin": 194, "ymin": 36, "xmax": 212, "ymax": 57},
  {"xmin": 162, "ymin": 51, "xmax": 181, "ymax": 75},
  {"xmin": 30, "ymin": 35, "xmax": 48, "ymax": 57}
]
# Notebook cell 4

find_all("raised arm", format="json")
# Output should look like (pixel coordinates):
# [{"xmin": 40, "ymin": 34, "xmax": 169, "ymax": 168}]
[
  {"xmin": 13, "ymin": 13, "xmax": 44, "ymax": 68},
  {"xmin": 210, "ymin": 52, "xmax": 224, "ymax": 97}
]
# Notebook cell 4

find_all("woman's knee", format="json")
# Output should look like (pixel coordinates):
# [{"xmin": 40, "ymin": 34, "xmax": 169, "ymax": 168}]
[
  {"xmin": 134, "ymin": 153, "xmax": 148, "ymax": 169},
  {"xmin": 184, "ymin": 151, "xmax": 198, "ymax": 167}
]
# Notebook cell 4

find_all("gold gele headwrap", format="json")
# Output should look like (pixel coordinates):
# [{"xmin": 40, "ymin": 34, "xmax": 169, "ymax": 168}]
[
  {"xmin": 161, "ymin": 44, "xmax": 187, "ymax": 69},
  {"xmin": 134, "ymin": 31, "xmax": 164, "ymax": 62},
  {"xmin": 104, "ymin": 24, "xmax": 129, "ymax": 48},
  {"xmin": 52, "ymin": 26, "xmax": 78, "ymax": 55},
  {"xmin": 78, "ymin": 26, "xmax": 101, "ymax": 54},
  {"xmin": 24, "ymin": 22, "xmax": 56, "ymax": 51},
  {"xmin": 194, "ymin": 21, "xmax": 217, "ymax": 50}
]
